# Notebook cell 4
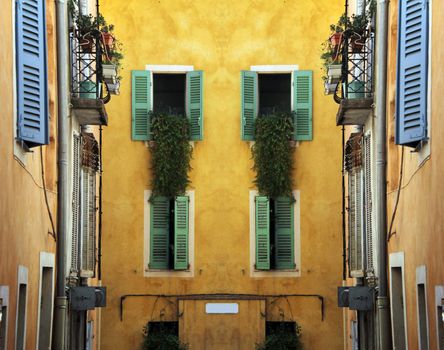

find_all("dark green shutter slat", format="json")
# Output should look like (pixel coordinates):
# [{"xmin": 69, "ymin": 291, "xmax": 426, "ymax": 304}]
[
  {"xmin": 186, "ymin": 71, "xmax": 203, "ymax": 141},
  {"xmin": 241, "ymin": 71, "xmax": 257, "ymax": 141},
  {"xmin": 255, "ymin": 196, "xmax": 270, "ymax": 270},
  {"xmin": 174, "ymin": 196, "xmax": 189, "ymax": 270},
  {"xmin": 150, "ymin": 196, "xmax": 169, "ymax": 269},
  {"xmin": 274, "ymin": 197, "xmax": 295, "ymax": 270},
  {"xmin": 293, "ymin": 70, "xmax": 313, "ymax": 141},
  {"xmin": 131, "ymin": 70, "xmax": 151, "ymax": 140}
]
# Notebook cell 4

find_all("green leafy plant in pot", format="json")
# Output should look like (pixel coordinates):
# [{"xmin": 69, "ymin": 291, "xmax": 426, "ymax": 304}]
[
  {"xmin": 76, "ymin": 14, "xmax": 103, "ymax": 53},
  {"xmin": 142, "ymin": 322, "xmax": 188, "ymax": 350}
]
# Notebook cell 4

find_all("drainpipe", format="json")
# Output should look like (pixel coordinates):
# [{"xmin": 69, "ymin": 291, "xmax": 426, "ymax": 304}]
[
  {"xmin": 375, "ymin": 1, "xmax": 392, "ymax": 349},
  {"xmin": 53, "ymin": 0, "xmax": 70, "ymax": 349}
]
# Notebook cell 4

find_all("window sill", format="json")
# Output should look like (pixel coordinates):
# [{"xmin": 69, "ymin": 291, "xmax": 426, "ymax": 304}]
[
  {"xmin": 144, "ymin": 267, "xmax": 193, "ymax": 278},
  {"xmin": 250, "ymin": 268, "xmax": 301, "ymax": 278}
]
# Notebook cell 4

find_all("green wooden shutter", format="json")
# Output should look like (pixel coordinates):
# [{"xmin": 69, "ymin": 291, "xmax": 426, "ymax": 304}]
[
  {"xmin": 274, "ymin": 197, "xmax": 295, "ymax": 270},
  {"xmin": 150, "ymin": 196, "xmax": 170, "ymax": 269},
  {"xmin": 292, "ymin": 70, "xmax": 313, "ymax": 141},
  {"xmin": 131, "ymin": 70, "xmax": 151, "ymax": 140},
  {"xmin": 174, "ymin": 196, "xmax": 189, "ymax": 270},
  {"xmin": 255, "ymin": 196, "xmax": 270, "ymax": 270},
  {"xmin": 241, "ymin": 71, "xmax": 258, "ymax": 141},
  {"xmin": 186, "ymin": 71, "xmax": 203, "ymax": 141}
]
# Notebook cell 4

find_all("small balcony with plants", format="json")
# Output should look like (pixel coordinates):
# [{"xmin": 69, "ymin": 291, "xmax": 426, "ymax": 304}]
[
  {"xmin": 321, "ymin": 4, "xmax": 375, "ymax": 126},
  {"xmin": 69, "ymin": 4, "xmax": 123, "ymax": 126}
]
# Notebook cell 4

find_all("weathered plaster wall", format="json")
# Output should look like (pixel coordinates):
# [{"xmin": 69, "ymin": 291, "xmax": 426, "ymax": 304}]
[
  {"xmin": 386, "ymin": 0, "xmax": 444, "ymax": 349},
  {"xmin": 0, "ymin": 1, "xmax": 57, "ymax": 348},
  {"xmin": 100, "ymin": 0, "xmax": 344, "ymax": 348}
]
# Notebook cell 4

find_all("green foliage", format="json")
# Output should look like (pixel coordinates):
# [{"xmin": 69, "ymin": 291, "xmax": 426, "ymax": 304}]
[
  {"xmin": 252, "ymin": 113, "xmax": 294, "ymax": 198},
  {"xmin": 142, "ymin": 323, "xmax": 188, "ymax": 350},
  {"xmin": 256, "ymin": 324, "xmax": 303, "ymax": 350},
  {"xmin": 150, "ymin": 113, "xmax": 192, "ymax": 198}
]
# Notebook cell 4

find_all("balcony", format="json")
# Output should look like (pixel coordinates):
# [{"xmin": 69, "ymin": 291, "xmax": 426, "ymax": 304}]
[
  {"xmin": 70, "ymin": 29, "xmax": 109, "ymax": 126},
  {"xmin": 335, "ymin": 29, "xmax": 374, "ymax": 126}
]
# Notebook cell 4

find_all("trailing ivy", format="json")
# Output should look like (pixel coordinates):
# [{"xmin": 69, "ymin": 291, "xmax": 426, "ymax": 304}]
[
  {"xmin": 256, "ymin": 323, "xmax": 303, "ymax": 350},
  {"xmin": 252, "ymin": 112, "xmax": 294, "ymax": 198},
  {"xmin": 142, "ymin": 322, "xmax": 188, "ymax": 350},
  {"xmin": 150, "ymin": 112, "xmax": 192, "ymax": 198}
]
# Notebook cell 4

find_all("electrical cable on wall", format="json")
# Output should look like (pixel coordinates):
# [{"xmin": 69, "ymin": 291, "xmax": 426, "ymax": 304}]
[
  {"xmin": 387, "ymin": 146, "xmax": 404, "ymax": 242},
  {"xmin": 40, "ymin": 147, "xmax": 57, "ymax": 241}
]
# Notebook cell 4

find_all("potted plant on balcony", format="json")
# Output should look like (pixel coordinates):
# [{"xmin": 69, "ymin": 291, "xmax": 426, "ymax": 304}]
[
  {"xmin": 102, "ymin": 40, "xmax": 123, "ymax": 94},
  {"xmin": 76, "ymin": 14, "xmax": 103, "ymax": 53}
]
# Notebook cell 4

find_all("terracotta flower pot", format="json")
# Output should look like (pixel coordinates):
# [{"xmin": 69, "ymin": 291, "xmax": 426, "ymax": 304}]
[
  {"xmin": 79, "ymin": 35, "xmax": 94, "ymax": 53},
  {"xmin": 330, "ymin": 32, "xmax": 343, "ymax": 47}
]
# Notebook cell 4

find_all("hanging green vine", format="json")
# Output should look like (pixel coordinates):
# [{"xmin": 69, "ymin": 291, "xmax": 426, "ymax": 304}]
[
  {"xmin": 252, "ymin": 112, "xmax": 294, "ymax": 198},
  {"xmin": 142, "ymin": 322, "xmax": 188, "ymax": 350},
  {"xmin": 150, "ymin": 113, "xmax": 192, "ymax": 198},
  {"xmin": 256, "ymin": 323, "xmax": 303, "ymax": 350}
]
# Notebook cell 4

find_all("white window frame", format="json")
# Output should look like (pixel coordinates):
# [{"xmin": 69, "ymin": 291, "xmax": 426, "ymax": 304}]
[
  {"xmin": 0, "ymin": 286, "xmax": 9, "ymax": 349},
  {"xmin": 415, "ymin": 265, "xmax": 429, "ymax": 350},
  {"xmin": 435, "ymin": 285, "xmax": 444, "ymax": 349},
  {"xmin": 389, "ymin": 252, "xmax": 408, "ymax": 350},
  {"xmin": 143, "ymin": 190, "xmax": 195, "ymax": 277},
  {"xmin": 249, "ymin": 190, "xmax": 301, "ymax": 277},
  {"xmin": 35, "ymin": 252, "xmax": 55, "ymax": 350},
  {"xmin": 15, "ymin": 265, "xmax": 28, "ymax": 350}
]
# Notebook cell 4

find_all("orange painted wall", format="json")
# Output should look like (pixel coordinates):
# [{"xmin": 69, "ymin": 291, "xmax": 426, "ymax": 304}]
[{"xmin": 0, "ymin": 0, "xmax": 57, "ymax": 348}]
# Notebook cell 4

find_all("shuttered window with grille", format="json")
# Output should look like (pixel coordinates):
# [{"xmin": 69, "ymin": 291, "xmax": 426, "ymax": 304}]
[{"xmin": 363, "ymin": 134, "xmax": 374, "ymax": 274}]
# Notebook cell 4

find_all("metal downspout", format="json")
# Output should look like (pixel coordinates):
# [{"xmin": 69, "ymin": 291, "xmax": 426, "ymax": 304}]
[
  {"xmin": 375, "ymin": 0, "xmax": 392, "ymax": 349},
  {"xmin": 53, "ymin": 0, "xmax": 69, "ymax": 349}
]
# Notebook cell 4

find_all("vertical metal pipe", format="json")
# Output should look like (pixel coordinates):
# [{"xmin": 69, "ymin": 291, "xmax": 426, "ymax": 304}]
[
  {"xmin": 375, "ymin": 0, "xmax": 392, "ymax": 349},
  {"xmin": 53, "ymin": 0, "xmax": 70, "ymax": 349}
]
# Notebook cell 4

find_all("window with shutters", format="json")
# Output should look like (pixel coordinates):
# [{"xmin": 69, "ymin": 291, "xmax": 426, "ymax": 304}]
[
  {"xmin": 241, "ymin": 67, "xmax": 312, "ymax": 141},
  {"xmin": 132, "ymin": 66, "xmax": 203, "ymax": 141},
  {"xmin": 15, "ymin": 0, "xmax": 49, "ymax": 149},
  {"xmin": 144, "ymin": 191, "xmax": 194, "ymax": 275},
  {"xmin": 396, "ymin": 0, "xmax": 429, "ymax": 149},
  {"xmin": 250, "ymin": 191, "xmax": 300, "ymax": 276},
  {"xmin": 345, "ymin": 133, "xmax": 365, "ymax": 277}
]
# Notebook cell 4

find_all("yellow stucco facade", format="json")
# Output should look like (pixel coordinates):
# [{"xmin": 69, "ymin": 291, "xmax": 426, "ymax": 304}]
[{"xmin": 100, "ymin": 0, "xmax": 345, "ymax": 348}]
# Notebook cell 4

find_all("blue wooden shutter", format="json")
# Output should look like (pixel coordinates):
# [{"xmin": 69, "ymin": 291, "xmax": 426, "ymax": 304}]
[
  {"xmin": 174, "ymin": 196, "xmax": 189, "ymax": 270},
  {"xmin": 292, "ymin": 71, "xmax": 313, "ymax": 141},
  {"xmin": 396, "ymin": 0, "xmax": 428, "ymax": 147},
  {"xmin": 150, "ymin": 197, "xmax": 170, "ymax": 269},
  {"xmin": 274, "ymin": 197, "xmax": 295, "ymax": 270},
  {"xmin": 186, "ymin": 71, "xmax": 203, "ymax": 141},
  {"xmin": 255, "ymin": 196, "xmax": 270, "ymax": 270},
  {"xmin": 241, "ymin": 71, "xmax": 257, "ymax": 141},
  {"xmin": 131, "ymin": 70, "xmax": 151, "ymax": 140},
  {"xmin": 16, "ymin": 0, "xmax": 49, "ymax": 147}
]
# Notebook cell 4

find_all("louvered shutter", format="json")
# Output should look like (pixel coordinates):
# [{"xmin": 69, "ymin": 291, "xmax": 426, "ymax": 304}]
[
  {"xmin": 396, "ymin": 0, "xmax": 428, "ymax": 147},
  {"xmin": 363, "ymin": 135, "xmax": 374, "ymax": 272},
  {"xmin": 16, "ymin": 0, "xmax": 49, "ymax": 147},
  {"xmin": 186, "ymin": 71, "xmax": 203, "ymax": 141},
  {"xmin": 80, "ymin": 168, "xmax": 96, "ymax": 277},
  {"xmin": 132, "ymin": 70, "xmax": 151, "ymax": 140},
  {"xmin": 241, "ymin": 71, "xmax": 257, "ymax": 141},
  {"xmin": 274, "ymin": 197, "xmax": 295, "ymax": 270},
  {"xmin": 348, "ymin": 169, "xmax": 364, "ymax": 276},
  {"xmin": 174, "ymin": 196, "xmax": 189, "ymax": 270},
  {"xmin": 292, "ymin": 70, "xmax": 313, "ymax": 141},
  {"xmin": 255, "ymin": 196, "xmax": 270, "ymax": 270},
  {"xmin": 150, "ymin": 197, "xmax": 170, "ymax": 269},
  {"xmin": 71, "ymin": 135, "xmax": 81, "ymax": 274}
]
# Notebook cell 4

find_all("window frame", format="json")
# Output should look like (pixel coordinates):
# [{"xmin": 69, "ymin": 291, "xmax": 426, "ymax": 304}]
[
  {"xmin": 416, "ymin": 265, "xmax": 429, "ymax": 350},
  {"xmin": 435, "ymin": 285, "xmax": 444, "ymax": 350},
  {"xmin": 0, "ymin": 286, "xmax": 9, "ymax": 350},
  {"xmin": 143, "ymin": 190, "xmax": 195, "ymax": 277},
  {"xmin": 36, "ymin": 252, "xmax": 55, "ymax": 350},
  {"xmin": 389, "ymin": 252, "xmax": 408, "ymax": 350},
  {"xmin": 249, "ymin": 190, "xmax": 301, "ymax": 277},
  {"xmin": 15, "ymin": 265, "xmax": 28, "ymax": 350}
]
